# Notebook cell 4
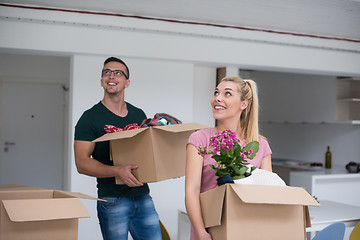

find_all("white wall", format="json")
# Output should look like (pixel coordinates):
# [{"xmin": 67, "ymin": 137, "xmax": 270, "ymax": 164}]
[
  {"xmin": 125, "ymin": 58, "xmax": 194, "ymax": 122},
  {"xmin": 69, "ymin": 55, "xmax": 103, "ymax": 239},
  {"xmin": 193, "ymin": 66, "xmax": 217, "ymax": 127}
]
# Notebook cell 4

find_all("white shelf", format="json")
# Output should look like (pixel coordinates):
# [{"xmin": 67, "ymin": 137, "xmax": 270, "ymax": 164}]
[{"xmin": 336, "ymin": 77, "xmax": 360, "ymax": 123}]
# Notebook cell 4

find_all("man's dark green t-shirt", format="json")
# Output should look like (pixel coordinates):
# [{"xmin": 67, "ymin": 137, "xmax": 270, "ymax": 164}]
[{"xmin": 74, "ymin": 101, "xmax": 150, "ymax": 197}]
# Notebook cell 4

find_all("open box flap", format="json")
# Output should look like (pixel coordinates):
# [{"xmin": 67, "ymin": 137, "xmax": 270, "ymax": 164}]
[
  {"xmin": 200, "ymin": 185, "xmax": 227, "ymax": 228},
  {"xmin": 153, "ymin": 123, "xmax": 209, "ymax": 133},
  {"xmin": 53, "ymin": 190, "xmax": 106, "ymax": 201},
  {"xmin": 0, "ymin": 188, "xmax": 53, "ymax": 201},
  {"xmin": 0, "ymin": 184, "xmax": 46, "ymax": 191},
  {"xmin": 0, "ymin": 184, "xmax": 30, "ymax": 189},
  {"xmin": 92, "ymin": 127, "xmax": 147, "ymax": 142},
  {"xmin": 230, "ymin": 184, "xmax": 320, "ymax": 206},
  {"xmin": 305, "ymin": 206, "xmax": 312, "ymax": 228},
  {"xmin": 92, "ymin": 123, "xmax": 209, "ymax": 143},
  {"xmin": 3, "ymin": 198, "xmax": 90, "ymax": 222}
]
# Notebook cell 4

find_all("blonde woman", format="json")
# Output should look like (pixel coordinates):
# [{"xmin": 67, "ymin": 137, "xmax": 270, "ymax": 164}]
[{"xmin": 185, "ymin": 76, "xmax": 272, "ymax": 240}]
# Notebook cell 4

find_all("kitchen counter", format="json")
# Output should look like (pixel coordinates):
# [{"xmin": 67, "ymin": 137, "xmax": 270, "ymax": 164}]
[
  {"xmin": 272, "ymin": 158, "xmax": 324, "ymax": 171},
  {"xmin": 290, "ymin": 169, "xmax": 360, "ymax": 207},
  {"xmin": 272, "ymin": 158, "xmax": 324, "ymax": 185}
]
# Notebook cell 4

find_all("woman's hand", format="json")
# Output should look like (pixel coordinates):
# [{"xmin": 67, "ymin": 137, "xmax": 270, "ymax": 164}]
[{"xmin": 197, "ymin": 230, "xmax": 212, "ymax": 240}]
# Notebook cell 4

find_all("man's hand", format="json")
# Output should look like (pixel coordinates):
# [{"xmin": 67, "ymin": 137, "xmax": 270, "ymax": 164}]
[
  {"xmin": 74, "ymin": 141, "xmax": 143, "ymax": 187},
  {"xmin": 114, "ymin": 165, "xmax": 143, "ymax": 187}
]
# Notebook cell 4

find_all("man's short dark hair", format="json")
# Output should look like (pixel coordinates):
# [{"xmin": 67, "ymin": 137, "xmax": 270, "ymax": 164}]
[{"xmin": 103, "ymin": 57, "xmax": 130, "ymax": 79}]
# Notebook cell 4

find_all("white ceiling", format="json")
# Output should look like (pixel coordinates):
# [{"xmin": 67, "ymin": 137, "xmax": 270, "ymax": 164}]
[{"xmin": 1, "ymin": 0, "xmax": 360, "ymax": 42}]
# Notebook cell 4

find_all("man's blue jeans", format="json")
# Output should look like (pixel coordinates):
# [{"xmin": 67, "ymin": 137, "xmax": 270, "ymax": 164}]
[{"xmin": 97, "ymin": 194, "xmax": 161, "ymax": 240}]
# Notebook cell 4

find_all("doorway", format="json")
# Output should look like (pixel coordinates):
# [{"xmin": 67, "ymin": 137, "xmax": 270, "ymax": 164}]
[{"xmin": 0, "ymin": 81, "xmax": 65, "ymax": 190}]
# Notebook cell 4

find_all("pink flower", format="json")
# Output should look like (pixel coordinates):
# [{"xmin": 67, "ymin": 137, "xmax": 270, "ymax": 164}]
[
  {"xmin": 216, "ymin": 163, "xmax": 226, "ymax": 169},
  {"xmin": 197, "ymin": 129, "xmax": 259, "ymax": 180},
  {"xmin": 197, "ymin": 146, "xmax": 208, "ymax": 157}
]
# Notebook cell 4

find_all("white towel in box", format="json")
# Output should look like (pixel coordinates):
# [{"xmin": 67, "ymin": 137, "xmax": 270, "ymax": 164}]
[{"xmin": 233, "ymin": 168, "xmax": 286, "ymax": 186}]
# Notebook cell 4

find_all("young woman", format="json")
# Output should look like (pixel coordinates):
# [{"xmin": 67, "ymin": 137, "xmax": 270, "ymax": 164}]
[{"xmin": 185, "ymin": 76, "xmax": 272, "ymax": 240}]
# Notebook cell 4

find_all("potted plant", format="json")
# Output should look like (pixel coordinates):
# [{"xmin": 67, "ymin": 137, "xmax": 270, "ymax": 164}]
[{"xmin": 198, "ymin": 129, "xmax": 259, "ymax": 186}]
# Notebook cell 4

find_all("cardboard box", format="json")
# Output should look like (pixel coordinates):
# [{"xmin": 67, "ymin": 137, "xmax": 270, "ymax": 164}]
[
  {"xmin": 0, "ymin": 185, "xmax": 99, "ymax": 240},
  {"xmin": 93, "ymin": 122, "xmax": 208, "ymax": 184},
  {"xmin": 200, "ymin": 184, "xmax": 320, "ymax": 240}
]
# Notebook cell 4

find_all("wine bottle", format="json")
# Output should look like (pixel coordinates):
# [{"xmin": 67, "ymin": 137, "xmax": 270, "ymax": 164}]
[{"xmin": 325, "ymin": 146, "xmax": 332, "ymax": 169}]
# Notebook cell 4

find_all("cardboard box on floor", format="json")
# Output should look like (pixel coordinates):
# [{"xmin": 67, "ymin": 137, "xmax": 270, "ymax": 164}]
[
  {"xmin": 0, "ymin": 184, "xmax": 100, "ymax": 240},
  {"xmin": 200, "ymin": 184, "xmax": 320, "ymax": 240},
  {"xmin": 93, "ymin": 122, "xmax": 208, "ymax": 184}
]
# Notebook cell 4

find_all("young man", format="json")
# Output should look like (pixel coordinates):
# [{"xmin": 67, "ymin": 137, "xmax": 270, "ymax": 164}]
[{"xmin": 74, "ymin": 57, "xmax": 161, "ymax": 240}]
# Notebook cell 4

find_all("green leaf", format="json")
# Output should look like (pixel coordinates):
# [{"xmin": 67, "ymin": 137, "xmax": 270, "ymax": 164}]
[
  {"xmin": 243, "ymin": 141, "xmax": 259, "ymax": 159},
  {"xmin": 238, "ymin": 166, "xmax": 248, "ymax": 175},
  {"xmin": 233, "ymin": 175, "xmax": 245, "ymax": 180},
  {"xmin": 216, "ymin": 169, "xmax": 229, "ymax": 177},
  {"xmin": 233, "ymin": 142, "xmax": 241, "ymax": 154},
  {"xmin": 235, "ymin": 155, "xmax": 247, "ymax": 165},
  {"xmin": 212, "ymin": 155, "xmax": 222, "ymax": 162},
  {"xmin": 231, "ymin": 165, "xmax": 241, "ymax": 175}
]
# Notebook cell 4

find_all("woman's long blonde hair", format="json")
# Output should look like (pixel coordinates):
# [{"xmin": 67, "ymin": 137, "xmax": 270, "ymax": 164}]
[{"xmin": 219, "ymin": 76, "xmax": 260, "ymax": 143}]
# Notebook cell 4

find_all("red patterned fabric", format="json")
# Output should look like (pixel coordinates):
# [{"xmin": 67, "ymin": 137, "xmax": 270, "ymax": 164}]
[
  {"xmin": 104, "ymin": 113, "xmax": 182, "ymax": 133},
  {"xmin": 140, "ymin": 113, "xmax": 182, "ymax": 127},
  {"xmin": 104, "ymin": 125, "xmax": 123, "ymax": 133},
  {"xmin": 104, "ymin": 123, "xmax": 142, "ymax": 133},
  {"xmin": 123, "ymin": 123, "xmax": 141, "ymax": 131}
]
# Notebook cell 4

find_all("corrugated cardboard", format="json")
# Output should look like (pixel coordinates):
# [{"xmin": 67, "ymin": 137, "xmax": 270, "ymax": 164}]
[
  {"xmin": 0, "ymin": 185, "xmax": 96, "ymax": 240},
  {"xmin": 0, "ymin": 184, "xmax": 46, "ymax": 191},
  {"xmin": 200, "ymin": 184, "xmax": 320, "ymax": 240},
  {"xmin": 93, "ymin": 122, "xmax": 208, "ymax": 184}
]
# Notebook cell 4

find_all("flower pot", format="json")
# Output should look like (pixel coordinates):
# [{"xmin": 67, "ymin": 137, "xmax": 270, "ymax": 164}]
[{"xmin": 216, "ymin": 175, "xmax": 234, "ymax": 186}]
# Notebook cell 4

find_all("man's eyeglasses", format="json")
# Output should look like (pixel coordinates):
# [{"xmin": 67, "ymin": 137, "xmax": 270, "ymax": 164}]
[{"xmin": 102, "ymin": 69, "xmax": 128, "ymax": 79}]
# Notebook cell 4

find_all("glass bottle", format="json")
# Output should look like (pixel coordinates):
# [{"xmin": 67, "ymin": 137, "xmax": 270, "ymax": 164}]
[{"xmin": 325, "ymin": 146, "xmax": 332, "ymax": 169}]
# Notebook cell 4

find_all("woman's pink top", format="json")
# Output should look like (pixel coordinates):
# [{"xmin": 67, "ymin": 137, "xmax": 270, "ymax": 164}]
[{"xmin": 186, "ymin": 128, "xmax": 272, "ymax": 240}]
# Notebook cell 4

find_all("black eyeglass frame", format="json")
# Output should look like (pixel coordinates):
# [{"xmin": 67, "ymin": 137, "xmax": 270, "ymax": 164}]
[{"xmin": 102, "ymin": 69, "xmax": 129, "ymax": 79}]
